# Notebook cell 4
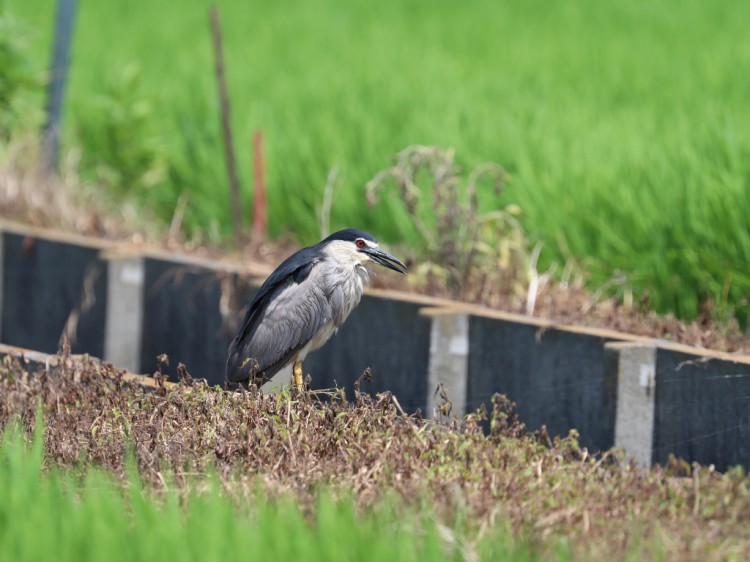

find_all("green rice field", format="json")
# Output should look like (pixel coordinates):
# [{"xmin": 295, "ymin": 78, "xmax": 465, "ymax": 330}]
[
  {"xmin": 6, "ymin": 0, "xmax": 750, "ymax": 322},
  {"xmin": 0, "ymin": 424, "xmax": 533, "ymax": 562}
]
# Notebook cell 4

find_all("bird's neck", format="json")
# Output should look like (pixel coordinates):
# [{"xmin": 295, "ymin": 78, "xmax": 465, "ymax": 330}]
[{"xmin": 355, "ymin": 263, "xmax": 372, "ymax": 287}]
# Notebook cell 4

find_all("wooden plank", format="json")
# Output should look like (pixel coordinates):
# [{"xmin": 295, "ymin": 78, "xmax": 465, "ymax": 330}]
[
  {"xmin": 419, "ymin": 304, "xmax": 750, "ymax": 366},
  {"xmin": 0, "ymin": 220, "xmax": 269, "ymax": 277},
  {"xmin": 0, "ymin": 220, "xmax": 112, "ymax": 250},
  {"xmin": 0, "ymin": 342, "xmax": 167, "ymax": 389}
]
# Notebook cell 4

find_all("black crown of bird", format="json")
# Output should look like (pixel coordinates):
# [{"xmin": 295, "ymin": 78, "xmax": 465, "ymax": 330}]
[{"xmin": 226, "ymin": 229, "xmax": 407, "ymax": 390}]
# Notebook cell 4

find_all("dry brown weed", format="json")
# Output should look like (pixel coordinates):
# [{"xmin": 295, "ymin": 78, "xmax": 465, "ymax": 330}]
[{"xmin": 2, "ymin": 354, "xmax": 750, "ymax": 561}]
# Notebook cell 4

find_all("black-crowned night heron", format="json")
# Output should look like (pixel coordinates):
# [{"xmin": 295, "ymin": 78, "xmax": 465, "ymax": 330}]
[{"xmin": 226, "ymin": 229, "xmax": 407, "ymax": 390}]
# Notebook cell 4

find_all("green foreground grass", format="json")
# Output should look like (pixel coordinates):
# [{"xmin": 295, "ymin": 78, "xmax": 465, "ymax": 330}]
[
  {"xmin": 0, "ymin": 424, "xmax": 534, "ymax": 562},
  {"xmin": 7, "ymin": 0, "xmax": 750, "ymax": 322}
]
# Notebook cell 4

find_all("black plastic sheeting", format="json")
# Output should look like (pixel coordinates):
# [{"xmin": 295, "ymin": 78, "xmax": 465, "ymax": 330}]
[
  {"xmin": 466, "ymin": 316, "xmax": 619, "ymax": 454},
  {"xmin": 1, "ymin": 233, "xmax": 107, "ymax": 358},
  {"xmin": 654, "ymin": 348, "xmax": 750, "ymax": 471}
]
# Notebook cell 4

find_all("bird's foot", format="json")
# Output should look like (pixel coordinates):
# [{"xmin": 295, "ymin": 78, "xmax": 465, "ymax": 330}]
[{"xmin": 292, "ymin": 361, "xmax": 304, "ymax": 394}]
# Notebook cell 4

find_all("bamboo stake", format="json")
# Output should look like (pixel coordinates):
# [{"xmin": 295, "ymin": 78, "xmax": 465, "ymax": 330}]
[{"xmin": 210, "ymin": 5, "xmax": 243, "ymax": 243}]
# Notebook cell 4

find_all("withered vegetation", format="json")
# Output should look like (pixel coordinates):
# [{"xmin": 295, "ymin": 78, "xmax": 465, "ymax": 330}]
[{"xmin": 1, "ymin": 352, "xmax": 750, "ymax": 561}]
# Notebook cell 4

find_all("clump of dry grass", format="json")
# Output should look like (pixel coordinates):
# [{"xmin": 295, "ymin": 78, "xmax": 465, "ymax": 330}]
[
  {"xmin": 367, "ymin": 146, "xmax": 531, "ymax": 305},
  {"xmin": 2, "ymin": 353, "xmax": 750, "ymax": 561}
]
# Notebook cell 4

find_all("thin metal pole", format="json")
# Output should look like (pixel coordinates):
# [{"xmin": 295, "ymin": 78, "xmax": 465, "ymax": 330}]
[
  {"xmin": 210, "ymin": 5, "xmax": 244, "ymax": 243},
  {"xmin": 43, "ymin": 0, "xmax": 77, "ymax": 174}
]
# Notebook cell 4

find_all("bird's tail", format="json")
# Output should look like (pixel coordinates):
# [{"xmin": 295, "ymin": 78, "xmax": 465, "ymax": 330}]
[{"xmin": 225, "ymin": 352, "xmax": 265, "ymax": 387}]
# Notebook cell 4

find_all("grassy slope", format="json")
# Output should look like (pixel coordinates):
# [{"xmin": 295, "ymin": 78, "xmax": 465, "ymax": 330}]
[{"xmin": 10, "ymin": 0, "xmax": 750, "ymax": 321}]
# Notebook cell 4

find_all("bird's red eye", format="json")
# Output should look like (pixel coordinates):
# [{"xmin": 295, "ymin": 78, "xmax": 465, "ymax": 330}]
[{"xmin": 356, "ymin": 239, "xmax": 365, "ymax": 249}]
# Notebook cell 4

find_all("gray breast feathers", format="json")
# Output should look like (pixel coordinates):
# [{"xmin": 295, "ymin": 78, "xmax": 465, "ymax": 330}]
[
  {"xmin": 226, "ymin": 260, "xmax": 366, "ymax": 384},
  {"xmin": 325, "ymin": 262, "xmax": 368, "ymax": 326}
]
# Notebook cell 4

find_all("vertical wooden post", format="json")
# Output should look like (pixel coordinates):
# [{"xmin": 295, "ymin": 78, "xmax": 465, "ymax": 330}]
[
  {"xmin": 252, "ymin": 130, "xmax": 267, "ymax": 240},
  {"xmin": 210, "ymin": 5, "xmax": 243, "ymax": 243}
]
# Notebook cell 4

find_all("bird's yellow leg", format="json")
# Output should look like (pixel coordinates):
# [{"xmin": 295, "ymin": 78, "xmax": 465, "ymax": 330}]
[{"xmin": 292, "ymin": 361, "xmax": 304, "ymax": 392}]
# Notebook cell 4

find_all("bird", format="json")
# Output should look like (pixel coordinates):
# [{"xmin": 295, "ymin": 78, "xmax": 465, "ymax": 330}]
[{"xmin": 226, "ymin": 229, "xmax": 407, "ymax": 391}]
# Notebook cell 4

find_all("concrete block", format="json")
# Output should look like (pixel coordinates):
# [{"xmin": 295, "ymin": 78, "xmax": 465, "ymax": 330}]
[
  {"xmin": 424, "ymin": 310, "xmax": 469, "ymax": 420},
  {"xmin": 104, "ymin": 255, "xmax": 144, "ymax": 373},
  {"xmin": 606, "ymin": 342, "xmax": 656, "ymax": 467}
]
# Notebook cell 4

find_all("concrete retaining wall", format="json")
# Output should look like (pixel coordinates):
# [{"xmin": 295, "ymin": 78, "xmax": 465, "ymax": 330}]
[{"xmin": 1, "ymin": 221, "xmax": 749, "ymax": 470}]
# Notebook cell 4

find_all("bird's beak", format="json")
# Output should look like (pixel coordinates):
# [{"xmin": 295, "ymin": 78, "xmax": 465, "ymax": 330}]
[{"xmin": 363, "ymin": 246, "xmax": 408, "ymax": 274}]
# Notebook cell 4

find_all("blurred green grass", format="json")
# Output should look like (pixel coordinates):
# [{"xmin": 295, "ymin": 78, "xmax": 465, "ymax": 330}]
[
  {"xmin": 0, "ymin": 422, "xmax": 536, "ymax": 562},
  {"xmin": 8, "ymin": 0, "xmax": 750, "ymax": 322}
]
